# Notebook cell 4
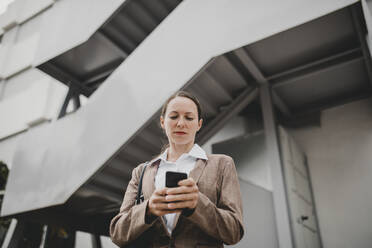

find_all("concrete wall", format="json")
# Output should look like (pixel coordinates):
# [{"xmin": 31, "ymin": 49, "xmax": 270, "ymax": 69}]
[{"xmin": 288, "ymin": 97, "xmax": 372, "ymax": 248}]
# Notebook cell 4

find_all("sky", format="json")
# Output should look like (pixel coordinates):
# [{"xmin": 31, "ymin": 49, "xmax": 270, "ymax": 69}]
[{"xmin": 0, "ymin": 0, "xmax": 15, "ymax": 15}]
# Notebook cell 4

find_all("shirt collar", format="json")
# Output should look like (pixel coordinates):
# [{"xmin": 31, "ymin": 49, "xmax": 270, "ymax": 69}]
[{"xmin": 152, "ymin": 143, "xmax": 208, "ymax": 165}]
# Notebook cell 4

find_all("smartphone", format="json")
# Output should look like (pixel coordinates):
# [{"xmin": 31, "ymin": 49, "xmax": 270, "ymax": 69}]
[{"xmin": 165, "ymin": 171, "xmax": 187, "ymax": 188}]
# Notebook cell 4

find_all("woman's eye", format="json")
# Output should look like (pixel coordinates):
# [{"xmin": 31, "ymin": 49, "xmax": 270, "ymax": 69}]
[
  {"xmin": 169, "ymin": 116, "xmax": 178, "ymax": 120},
  {"xmin": 186, "ymin": 117, "xmax": 194, "ymax": 121}
]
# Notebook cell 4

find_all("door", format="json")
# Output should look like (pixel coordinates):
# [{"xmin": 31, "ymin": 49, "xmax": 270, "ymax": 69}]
[{"xmin": 279, "ymin": 127, "xmax": 322, "ymax": 248}]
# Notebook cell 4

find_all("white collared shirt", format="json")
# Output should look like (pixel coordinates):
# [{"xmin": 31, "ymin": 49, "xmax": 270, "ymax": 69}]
[{"xmin": 154, "ymin": 143, "xmax": 208, "ymax": 235}]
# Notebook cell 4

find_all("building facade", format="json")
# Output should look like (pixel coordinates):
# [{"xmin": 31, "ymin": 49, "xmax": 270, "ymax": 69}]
[{"xmin": 0, "ymin": 0, "xmax": 372, "ymax": 247}]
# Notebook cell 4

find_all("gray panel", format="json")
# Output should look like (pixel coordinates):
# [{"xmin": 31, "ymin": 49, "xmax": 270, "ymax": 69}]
[
  {"xmin": 213, "ymin": 133, "xmax": 278, "ymax": 246},
  {"xmin": 213, "ymin": 132, "xmax": 272, "ymax": 191},
  {"xmin": 274, "ymin": 58, "xmax": 368, "ymax": 111},
  {"xmin": 229, "ymin": 180, "xmax": 278, "ymax": 248},
  {"xmin": 245, "ymin": 8, "xmax": 358, "ymax": 76}
]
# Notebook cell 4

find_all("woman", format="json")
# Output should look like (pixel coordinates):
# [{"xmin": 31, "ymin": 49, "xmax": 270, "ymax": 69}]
[{"xmin": 110, "ymin": 91, "xmax": 244, "ymax": 247}]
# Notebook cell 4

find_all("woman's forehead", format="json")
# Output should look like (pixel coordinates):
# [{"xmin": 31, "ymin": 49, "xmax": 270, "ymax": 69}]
[{"xmin": 167, "ymin": 97, "xmax": 198, "ymax": 112}]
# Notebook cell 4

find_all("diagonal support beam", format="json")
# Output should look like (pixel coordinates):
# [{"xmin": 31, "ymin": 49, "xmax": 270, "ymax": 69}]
[
  {"xmin": 268, "ymin": 47, "xmax": 362, "ymax": 83},
  {"xmin": 42, "ymin": 62, "xmax": 94, "ymax": 97},
  {"xmin": 350, "ymin": 5, "xmax": 372, "ymax": 88},
  {"xmin": 197, "ymin": 87, "xmax": 259, "ymax": 144},
  {"xmin": 96, "ymin": 31, "xmax": 129, "ymax": 59},
  {"xmin": 234, "ymin": 49, "xmax": 293, "ymax": 118}
]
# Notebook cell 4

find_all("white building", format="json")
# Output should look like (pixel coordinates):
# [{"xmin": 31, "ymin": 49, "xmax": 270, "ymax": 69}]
[{"xmin": 0, "ymin": 0, "xmax": 372, "ymax": 247}]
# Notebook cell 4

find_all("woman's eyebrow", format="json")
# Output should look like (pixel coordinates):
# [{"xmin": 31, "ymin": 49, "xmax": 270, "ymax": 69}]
[{"xmin": 169, "ymin": 111, "xmax": 194, "ymax": 115}]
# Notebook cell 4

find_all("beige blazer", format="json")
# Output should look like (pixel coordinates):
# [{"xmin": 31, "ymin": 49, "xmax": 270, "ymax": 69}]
[{"xmin": 110, "ymin": 154, "xmax": 244, "ymax": 248}]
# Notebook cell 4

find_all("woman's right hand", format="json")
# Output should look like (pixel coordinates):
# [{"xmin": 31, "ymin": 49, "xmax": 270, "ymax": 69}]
[{"xmin": 147, "ymin": 188, "xmax": 181, "ymax": 217}]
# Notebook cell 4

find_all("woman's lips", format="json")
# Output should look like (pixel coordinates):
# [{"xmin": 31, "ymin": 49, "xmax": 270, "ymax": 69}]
[{"xmin": 174, "ymin": 132, "xmax": 186, "ymax": 135}]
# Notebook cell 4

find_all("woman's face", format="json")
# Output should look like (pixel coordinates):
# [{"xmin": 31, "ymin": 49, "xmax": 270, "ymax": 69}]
[{"xmin": 160, "ymin": 96, "xmax": 202, "ymax": 146}]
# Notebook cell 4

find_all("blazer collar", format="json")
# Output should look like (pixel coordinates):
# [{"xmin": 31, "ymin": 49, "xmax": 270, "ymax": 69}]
[{"xmin": 151, "ymin": 144, "xmax": 208, "ymax": 164}]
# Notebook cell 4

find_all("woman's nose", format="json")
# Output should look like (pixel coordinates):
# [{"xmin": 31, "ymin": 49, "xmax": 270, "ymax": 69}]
[{"xmin": 177, "ymin": 117, "xmax": 185, "ymax": 127}]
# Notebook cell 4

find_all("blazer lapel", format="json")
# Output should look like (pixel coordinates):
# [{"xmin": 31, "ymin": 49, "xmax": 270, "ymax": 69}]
[
  {"xmin": 189, "ymin": 158, "xmax": 207, "ymax": 184},
  {"xmin": 172, "ymin": 158, "xmax": 208, "ymax": 231}
]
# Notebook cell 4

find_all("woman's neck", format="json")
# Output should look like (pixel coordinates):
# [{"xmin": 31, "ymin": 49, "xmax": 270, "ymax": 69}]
[{"xmin": 167, "ymin": 142, "xmax": 194, "ymax": 162}]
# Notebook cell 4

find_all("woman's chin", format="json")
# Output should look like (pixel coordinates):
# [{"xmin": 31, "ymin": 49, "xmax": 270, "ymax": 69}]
[{"xmin": 170, "ymin": 138, "xmax": 192, "ymax": 146}]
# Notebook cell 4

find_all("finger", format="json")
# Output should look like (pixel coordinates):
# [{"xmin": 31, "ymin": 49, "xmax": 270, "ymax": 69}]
[
  {"xmin": 154, "ymin": 188, "xmax": 168, "ymax": 196},
  {"xmin": 165, "ymin": 193, "xmax": 195, "ymax": 202},
  {"xmin": 166, "ymin": 186, "xmax": 198, "ymax": 195},
  {"xmin": 178, "ymin": 178, "xmax": 195, "ymax": 186},
  {"xmin": 151, "ymin": 195, "xmax": 168, "ymax": 203},
  {"xmin": 157, "ymin": 209, "xmax": 182, "ymax": 215},
  {"xmin": 168, "ymin": 200, "xmax": 195, "ymax": 210},
  {"xmin": 151, "ymin": 203, "xmax": 170, "ymax": 210}
]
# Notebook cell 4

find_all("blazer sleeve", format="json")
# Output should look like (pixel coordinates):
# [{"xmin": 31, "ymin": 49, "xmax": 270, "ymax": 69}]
[
  {"xmin": 185, "ymin": 156, "xmax": 244, "ymax": 245},
  {"xmin": 109, "ymin": 163, "xmax": 157, "ymax": 247}
]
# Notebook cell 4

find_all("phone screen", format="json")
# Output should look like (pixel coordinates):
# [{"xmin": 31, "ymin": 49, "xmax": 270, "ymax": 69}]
[{"xmin": 165, "ymin": 171, "xmax": 188, "ymax": 188}]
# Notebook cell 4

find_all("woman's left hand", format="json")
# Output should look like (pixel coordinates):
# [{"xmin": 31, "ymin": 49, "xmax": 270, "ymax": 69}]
[{"xmin": 165, "ymin": 178, "xmax": 199, "ymax": 210}]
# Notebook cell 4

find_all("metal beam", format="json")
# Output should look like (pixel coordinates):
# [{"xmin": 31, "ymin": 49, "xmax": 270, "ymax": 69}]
[
  {"xmin": 96, "ymin": 31, "xmax": 129, "ymax": 58},
  {"xmin": 116, "ymin": 12, "xmax": 146, "ymax": 41},
  {"xmin": 271, "ymin": 47, "xmax": 363, "ymax": 88},
  {"xmin": 272, "ymin": 91, "xmax": 292, "ymax": 117},
  {"xmin": 84, "ymin": 67, "xmax": 116, "ymax": 86},
  {"xmin": 7, "ymin": 220, "xmax": 25, "ymax": 248},
  {"xmin": 268, "ymin": 47, "xmax": 362, "ymax": 81},
  {"xmin": 259, "ymin": 83, "xmax": 294, "ymax": 248},
  {"xmin": 234, "ymin": 49, "xmax": 266, "ymax": 83},
  {"xmin": 350, "ymin": 5, "xmax": 372, "ymax": 88},
  {"xmin": 58, "ymin": 86, "xmax": 74, "ymax": 119},
  {"xmin": 197, "ymin": 87, "xmax": 259, "ymax": 144},
  {"xmin": 40, "ymin": 62, "xmax": 94, "ymax": 97},
  {"xmin": 234, "ymin": 48, "xmax": 293, "ymax": 118},
  {"xmin": 100, "ymin": 24, "xmax": 137, "ymax": 52},
  {"xmin": 135, "ymin": 1, "xmax": 162, "ymax": 23},
  {"xmin": 91, "ymin": 234, "xmax": 102, "ymax": 248},
  {"xmin": 274, "ymin": 57, "xmax": 363, "ymax": 91},
  {"xmin": 83, "ymin": 184, "xmax": 123, "ymax": 204},
  {"xmin": 72, "ymin": 94, "xmax": 81, "ymax": 110}
]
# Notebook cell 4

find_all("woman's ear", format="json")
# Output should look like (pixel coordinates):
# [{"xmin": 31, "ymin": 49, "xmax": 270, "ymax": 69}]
[
  {"xmin": 160, "ymin": 116, "xmax": 165, "ymax": 129},
  {"xmin": 197, "ymin": 118, "xmax": 203, "ymax": 131}
]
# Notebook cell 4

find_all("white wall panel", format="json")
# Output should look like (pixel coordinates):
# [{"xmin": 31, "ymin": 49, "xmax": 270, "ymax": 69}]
[
  {"xmin": 0, "ymin": 69, "xmax": 67, "ymax": 139},
  {"xmin": 0, "ymin": 26, "xmax": 17, "ymax": 78},
  {"xmin": 0, "ymin": 0, "xmax": 20, "ymax": 30},
  {"xmin": 74, "ymin": 231, "xmax": 92, "ymax": 248},
  {"xmin": 34, "ymin": 0, "xmax": 125, "ymax": 66},
  {"xmin": 0, "ymin": 80, "xmax": 4, "ymax": 100},
  {"xmin": 101, "ymin": 236, "xmax": 117, "ymax": 248},
  {"xmin": 2, "ymin": 15, "xmax": 42, "ymax": 78},
  {"xmin": 2, "ymin": 68, "xmax": 43, "ymax": 99},
  {"xmin": 16, "ymin": 0, "xmax": 54, "ymax": 24},
  {"xmin": 0, "ymin": 133, "xmax": 23, "ymax": 169}
]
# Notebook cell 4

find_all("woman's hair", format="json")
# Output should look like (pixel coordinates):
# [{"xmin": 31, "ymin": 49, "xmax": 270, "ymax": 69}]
[{"xmin": 160, "ymin": 91, "xmax": 202, "ymax": 120}]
